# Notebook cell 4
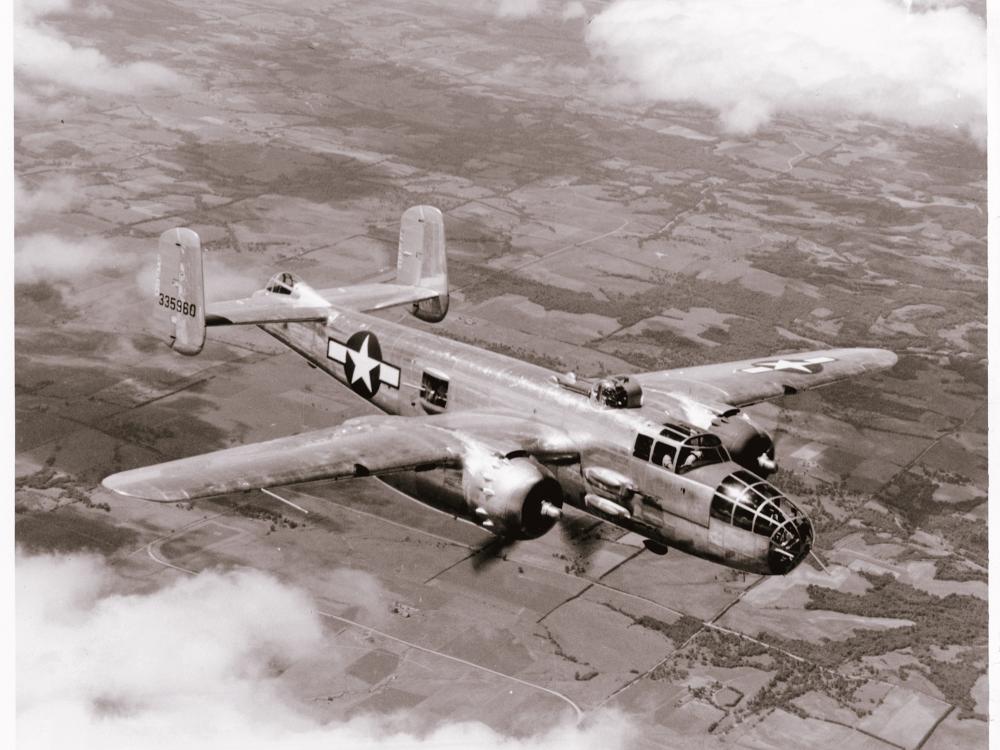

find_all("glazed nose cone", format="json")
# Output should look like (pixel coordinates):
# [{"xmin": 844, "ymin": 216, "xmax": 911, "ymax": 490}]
[{"xmin": 768, "ymin": 513, "xmax": 814, "ymax": 574}]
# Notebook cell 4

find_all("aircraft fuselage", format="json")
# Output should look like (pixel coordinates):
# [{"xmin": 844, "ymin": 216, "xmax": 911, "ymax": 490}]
[{"xmin": 257, "ymin": 304, "xmax": 813, "ymax": 575}]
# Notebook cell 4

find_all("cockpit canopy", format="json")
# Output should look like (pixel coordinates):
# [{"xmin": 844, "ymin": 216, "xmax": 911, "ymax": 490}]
[
  {"xmin": 265, "ymin": 271, "xmax": 298, "ymax": 295},
  {"xmin": 590, "ymin": 375, "xmax": 643, "ymax": 409},
  {"xmin": 633, "ymin": 423, "xmax": 730, "ymax": 475}
]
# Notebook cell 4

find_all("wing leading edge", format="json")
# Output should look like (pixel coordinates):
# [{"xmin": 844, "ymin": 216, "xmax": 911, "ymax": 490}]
[{"xmin": 633, "ymin": 347, "xmax": 897, "ymax": 408}]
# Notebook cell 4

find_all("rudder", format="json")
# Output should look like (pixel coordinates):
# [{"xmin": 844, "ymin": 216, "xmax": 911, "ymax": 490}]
[
  {"xmin": 397, "ymin": 205, "xmax": 448, "ymax": 323},
  {"xmin": 154, "ymin": 227, "xmax": 206, "ymax": 355}
]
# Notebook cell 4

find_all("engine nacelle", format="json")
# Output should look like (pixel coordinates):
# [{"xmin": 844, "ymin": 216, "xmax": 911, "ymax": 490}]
[
  {"xmin": 462, "ymin": 455, "xmax": 563, "ymax": 539},
  {"xmin": 712, "ymin": 412, "xmax": 776, "ymax": 476}
]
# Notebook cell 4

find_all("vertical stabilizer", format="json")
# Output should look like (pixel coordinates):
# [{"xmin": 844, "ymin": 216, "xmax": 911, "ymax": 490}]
[
  {"xmin": 397, "ymin": 205, "xmax": 449, "ymax": 323},
  {"xmin": 154, "ymin": 227, "xmax": 206, "ymax": 355}
]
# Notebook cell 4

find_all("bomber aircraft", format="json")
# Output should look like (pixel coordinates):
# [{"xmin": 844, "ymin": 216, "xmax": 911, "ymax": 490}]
[{"xmin": 103, "ymin": 206, "xmax": 897, "ymax": 575}]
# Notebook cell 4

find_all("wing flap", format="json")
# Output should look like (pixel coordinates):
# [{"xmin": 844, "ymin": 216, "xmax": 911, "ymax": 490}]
[{"xmin": 633, "ymin": 348, "xmax": 897, "ymax": 408}]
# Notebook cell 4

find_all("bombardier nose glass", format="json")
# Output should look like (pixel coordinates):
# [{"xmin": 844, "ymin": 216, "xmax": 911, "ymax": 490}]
[
  {"xmin": 711, "ymin": 470, "xmax": 814, "ymax": 573},
  {"xmin": 768, "ymin": 514, "xmax": 814, "ymax": 573}
]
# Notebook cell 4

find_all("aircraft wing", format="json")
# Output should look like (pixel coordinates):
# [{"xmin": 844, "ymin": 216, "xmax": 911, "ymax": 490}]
[
  {"xmin": 102, "ymin": 412, "xmax": 577, "ymax": 502},
  {"xmin": 633, "ymin": 347, "xmax": 897, "ymax": 409}
]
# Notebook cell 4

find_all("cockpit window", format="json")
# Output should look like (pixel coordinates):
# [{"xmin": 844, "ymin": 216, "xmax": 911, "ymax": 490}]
[
  {"xmin": 640, "ymin": 428, "xmax": 727, "ymax": 475},
  {"xmin": 633, "ymin": 434, "xmax": 654, "ymax": 461},
  {"xmin": 675, "ymin": 434, "xmax": 728, "ymax": 475},
  {"xmin": 651, "ymin": 441, "xmax": 675, "ymax": 468}
]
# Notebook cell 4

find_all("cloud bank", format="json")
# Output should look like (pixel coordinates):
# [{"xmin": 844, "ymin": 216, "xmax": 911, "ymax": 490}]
[
  {"xmin": 585, "ymin": 0, "xmax": 986, "ymax": 139},
  {"xmin": 15, "ymin": 233, "xmax": 119, "ymax": 283},
  {"xmin": 14, "ymin": 0, "xmax": 184, "ymax": 96},
  {"xmin": 17, "ymin": 552, "xmax": 637, "ymax": 750},
  {"xmin": 496, "ymin": 0, "xmax": 543, "ymax": 18},
  {"xmin": 15, "ymin": 176, "xmax": 85, "ymax": 224}
]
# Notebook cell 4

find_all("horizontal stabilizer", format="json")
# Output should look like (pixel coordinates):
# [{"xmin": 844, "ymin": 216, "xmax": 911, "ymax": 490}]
[{"xmin": 316, "ymin": 282, "xmax": 439, "ymax": 313}]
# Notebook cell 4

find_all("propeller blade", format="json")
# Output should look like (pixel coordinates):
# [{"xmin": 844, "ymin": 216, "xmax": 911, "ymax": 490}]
[
  {"xmin": 470, "ymin": 535, "xmax": 515, "ymax": 572},
  {"xmin": 558, "ymin": 508, "xmax": 604, "ymax": 572}
]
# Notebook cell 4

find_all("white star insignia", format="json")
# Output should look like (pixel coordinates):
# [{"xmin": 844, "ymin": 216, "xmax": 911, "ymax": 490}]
[
  {"xmin": 741, "ymin": 356, "xmax": 835, "ymax": 374},
  {"xmin": 347, "ymin": 335, "xmax": 379, "ymax": 391}
]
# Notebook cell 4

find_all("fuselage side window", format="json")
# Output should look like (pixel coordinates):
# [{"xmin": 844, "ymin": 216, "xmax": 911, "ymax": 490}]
[
  {"xmin": 651, "ymin": 441, "xmax": 675, "ymax": 469},
  {"xmin": 419, "ymin": 371, "xmax": 449, "ymax": 414},
  {"xmin": 633, "ymin": 434, "xmax": 654, "ymax": 461}
]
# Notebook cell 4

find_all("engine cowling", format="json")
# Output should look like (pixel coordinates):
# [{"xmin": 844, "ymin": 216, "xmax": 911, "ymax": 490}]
[
  {"xmin": 712, "ymin": 412, "xmax": 776, "ymax": 476},
  {"xmin": 462, "ymin": 455, "xmax": 563, "ymax": 539}
]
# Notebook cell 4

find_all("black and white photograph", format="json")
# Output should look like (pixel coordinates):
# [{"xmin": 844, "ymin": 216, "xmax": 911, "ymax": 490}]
[{"xmin": 11, "ymin": 0, "xmax": 990, "ymax": 748}]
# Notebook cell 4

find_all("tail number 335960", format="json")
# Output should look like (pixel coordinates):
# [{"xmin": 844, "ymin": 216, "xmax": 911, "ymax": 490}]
[{"xmin": 158, "ymin": 293, "xmax": 197, "ymax": 317}]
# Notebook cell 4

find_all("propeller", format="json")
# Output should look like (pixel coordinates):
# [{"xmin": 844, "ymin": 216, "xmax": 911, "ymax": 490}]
[
  {"xmin": 469, "ymin": 505, "xmax": 605, "ymax": 575},
  {"xmin": 558, "ymin": 506, "xmax": 604, "ymax": 571},
  {"xmin": 470, "ymin": 535, "xmax": 516, "ymax": 572}
]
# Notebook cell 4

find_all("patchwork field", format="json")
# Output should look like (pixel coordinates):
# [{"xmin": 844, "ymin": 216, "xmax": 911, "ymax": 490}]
[{"xmin": 15, "ymin": 0, "xmax": 986, "ymax": 747}]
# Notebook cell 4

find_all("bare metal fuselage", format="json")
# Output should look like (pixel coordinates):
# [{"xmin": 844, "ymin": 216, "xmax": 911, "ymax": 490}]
[{"xmin": 260, "ymin": 306, "xmax": 806, "ymax": 575}]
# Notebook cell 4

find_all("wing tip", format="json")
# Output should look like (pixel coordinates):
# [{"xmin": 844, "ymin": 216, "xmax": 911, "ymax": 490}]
[
  {"xmin": 101, "ymin": 472, "xmax": 184, "ymax": 502},
  {"xmin": 865, "ymin": 348, "xmax": 899, "ymax": 371}
]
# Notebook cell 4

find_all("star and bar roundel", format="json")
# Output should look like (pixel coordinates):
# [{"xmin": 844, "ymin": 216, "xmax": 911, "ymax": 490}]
[
  {"xmin": 740, "ymin": 356, "xmax": 836, "ymax": 375},
  {"xmin": 327, "ymin": 332, "xmax": 400, "ymax": 398}
]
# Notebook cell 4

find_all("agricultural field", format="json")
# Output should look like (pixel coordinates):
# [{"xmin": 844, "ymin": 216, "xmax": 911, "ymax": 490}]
[{"xmin": 15, "ymin": 0, "xmax": 986, "ymax": 747}]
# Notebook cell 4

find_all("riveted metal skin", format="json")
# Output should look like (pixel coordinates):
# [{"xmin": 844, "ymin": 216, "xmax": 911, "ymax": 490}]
[{"xmin": 256, "ymin": 305, "xmax": 815, "ymax": 574}]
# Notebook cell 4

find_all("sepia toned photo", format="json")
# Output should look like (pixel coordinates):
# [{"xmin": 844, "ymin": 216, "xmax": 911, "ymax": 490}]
[{"xmin": 13, "ymin": 1, "xmax": 988, "ymax": 748}]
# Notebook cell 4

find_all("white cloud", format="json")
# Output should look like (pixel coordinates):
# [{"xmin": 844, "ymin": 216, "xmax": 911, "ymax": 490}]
[
  {"xmin": 15, "ymin": 176, "xmax": 85, "ymax": 224},
  {"xmin": 585, "ymin": 0, "xmax": 986, "ymax": 140},
  {"xmin": 496, "ymin": 0, "xmax": 543, "ymax": 19},
  {"xmin": 15, "ymin": 233, "xmax": 119, "ymax": 283},
  {"xmin": 203, "ymin": 256, "xmax": 264, "ymax": 302},
  {"xmin": 135, "ymin": 248, "xmax": 266, "ymax": 303},
  {"xmin": 17, "ymin": 552, "xmax": 639, "ymax": 750},
  {"xmin": 14, "ymin": 0, "xmax": 184, "ymax": 95},
  {"xmin": 562, "ymin": 2, "xmax": 586, "ymax": 20},
  {"xmin": 82, "ymin": 2, "xmax": 112, "ymax": 19}
]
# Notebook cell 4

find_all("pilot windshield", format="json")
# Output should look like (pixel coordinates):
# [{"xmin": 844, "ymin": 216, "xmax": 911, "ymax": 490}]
[{"xmin": 675, "ymin": 434, "xmax": 728, "ymax": 474}]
